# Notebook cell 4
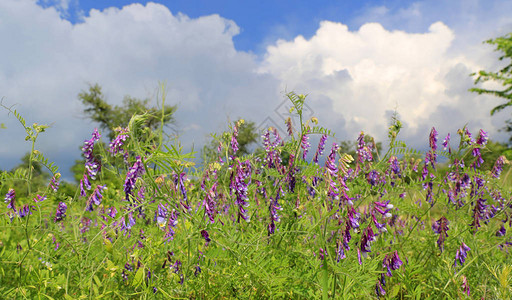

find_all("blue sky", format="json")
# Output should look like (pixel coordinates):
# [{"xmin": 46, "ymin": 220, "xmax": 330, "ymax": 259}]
[{"xmin": 1, "ymin": 0, "xmax": 512, "ymax": 180}]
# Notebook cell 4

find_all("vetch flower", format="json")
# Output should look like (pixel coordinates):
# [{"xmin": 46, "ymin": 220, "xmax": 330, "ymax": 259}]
[
  {"xmin": 300, "ymin": 128, "xmax": 311, "ymax": 160},
  {"xmin": 85, "ymin": 184, "xmax": 107, "ymax": 212},
  {"xmin": 4, "ymin": 188, "xmax": 16, "ymax": 211},
  {"xmin": 461, "ymin": 275, "xmax": 470, "ymax": 296},
  {"xmin": 476, "ymin": 129, "xmax": 488, "ymax": 146},
  {"xmin": 201, "ymin": 229, "xmax": 211, "ymax": 246},
  {"xmin": 124, "ymin": 156, "xmax": 145, "ymax": 201},
  {"xmin": 432, "ymin": 216, "xmax": 449, "ymax": 252},
  {"xmin": 454, "ymin": 242, "xmax": 471, "ymax": 268},
  {"xmin": 109, "ymin": 127, "xmax": 129, "ymax": 155},
  {"xmin": 491, "ymin": 156, "xmax": 508, "ymax": 178},
  {"xmin": 33, "ymin": 194, "xmax": 46, "ymax": 203},
  {"xmin": 313, "ymin": 134, "xmax": 328, "ymax": 164},
  {"xmin": 442, "ymin": 133, "xmax": 451, "ymax": 151},
  {"xmin": 375, "ymin": 280, "xmax": 386, "ymax": 297},
  {"xmin": 164, "ymin": 209, "xmax": 179, "ymax": 242},
  {"xmin": 231, "ymin": 159, "xmax": 252, "ymax": 222},
  {"xmin": 429, "ymin": 127, "xmax": 438, "ymax": 151},
  {"xmin": 54, "ymin": 202, "xmax": 67, "ymax": 222},
  {"xmin": 48, "ymin": 174, "xmax": 60, "ymax": 192},
  {"xmin": 360, "ymin": 225, "xmax": 376, "ymax": 255},
  {"xmin": 471, "ymin": 198, "xmax": 487, "ymax": 233}
]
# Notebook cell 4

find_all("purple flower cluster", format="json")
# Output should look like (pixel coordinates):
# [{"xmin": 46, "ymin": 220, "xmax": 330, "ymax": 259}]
[
  {"xmin": 359, "ymin": 225, "xmax": 376, "ymax": 257},
  {"xmin": 49, "ymin": 174, "xmax": 60, "ymax": 192},
  {"xmin": 471, "ymin": 198, "xmax": 488, "ymax": 233},
  {"xmin": 376, "ymin": 251, "xmax": 403, "ymax": 297},
  {"xmin": 491, "ymin": 156, "xmax": 507, "ymax": 178},
  {"xmin": 174, "ymin": 172, "xmax": 189, "ymax": 210},
  {"xmin": 454, "ymin": 242, "xmax": 471, "ymax": 268},
  {"xmin": 268, "ymin": 196, "xmax": 282, "ymax": 236},
  {"xmin": 262, "ymin": 128, "xmax": 283, "ymax": 169},
  {"xmin": 356, "ymin": 132, "xmax": 373, "ymax": 165},
  {"xmin": 203, "ymin": 181, "xmax": 218, "ymax": 223},
  {"xmin": 432, "ymin": 216, "xmax": 449, "ymax": 252},
  {"xmin": 124, "ymin": 156, "xmax": 145, "ymax": 202},
  {"xmin": 4, "ymin": 188, "xmax": 16, "ymax": 211},
  {"xmin": 231, "ymin": 122, "xmax": 239, "ymax": 154},
  {"xmin": 85, "ymin": 184, "xmax": 107, "ymax": 212},
  {"xmin": 231, "ymin": 159, "xmax": 252, "ymax": 222},
  {"xmin": 54, "ymin": 202, "xmax": 68, "ymax": 222},
  {"xmin": 300, "ymin": 128, "xmax": 310, "ymax": 160},
  {"xmin": 313, "ymin": 134, "xmax": 328, "ymax": 164},
  {"xmin": 80, "ymin": 129, "xmax": 101, "ymax": 196},
  {"xmin": 164, "ymin": 209, "xmax": 179, "ymax": 242},
  {"xmin": 109, "ymin": 127, "xmax": 129, "ymax": 155}
]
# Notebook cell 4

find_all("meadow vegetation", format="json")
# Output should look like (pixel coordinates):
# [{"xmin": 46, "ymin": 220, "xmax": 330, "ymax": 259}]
[{"xmin": 1, "ymin": 33, "xmax": 512, "ymax": 299}]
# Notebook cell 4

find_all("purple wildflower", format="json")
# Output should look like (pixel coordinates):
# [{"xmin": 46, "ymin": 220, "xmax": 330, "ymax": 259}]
[
  {"xmin": 80, "ymin": 172, "xmax": 91, "ymax": 197},
  {"xmin": 496, "ymin": 224, "xmax": 506, "ymax": 236},
  {"xmin": 48, "ymin": 174, "xmax": 60, "ymax": 192},
  {"xmin": 300, "ymin": 128, "xmax": 311, "ymax": 160},
  {"xmin": 203, "ymin": 181, "xmax": 218, "ymax": 223},
  {"xmin": 108, "ymin": 207, "xmax": 117, "ymax": 218},
  {"xmin": 201, "ymin": 229, "xmax": 211, "ymax": 246},
  {"xmin": 54, "ymin": 202, "xmax": 67, "ymax": 222},
  {"xmin": 491, "ymin": 156, "xmax": 507, "ymax": 178},
  {"xmin": 18, "ymin": 204, "xmax": 31, "ymax": 218},
  {"xmin": 461, "ymin": 275, "xmax": 470, "ymax": 296},
  {"xmin": 356, "ymin": 132, "xmax": 373, "ymax": 164},
  {"xmin": 471, "ymin": 198, "xmax": 487, "ymax": 233},
  {"xmin": 375, "ymin": 280, "xmax": 386, "ymax": 297},
  {"xmin": 454, "ymin": 242, "xmax": 471, "ymax": 267},
  {"xmin": 476, "ymin": 129, "xmax": 488, "ymax": 146},
  {"xmin": 82, "ymin": 128, "xmax": 102, "ymax": 180},
  {"xmin": 268, "ymin": 196, "xmax": 282, "ymax": 236},
  {"xmin": 5, "ymin": 188, "xmax": 16, "ymax": 211},
  {"xmin": 313, "ymin": 134, "xmax": 328, "ymax": 164},
  {"xmin": 109, "ymin": 127, "xmax": 129, "ymax": 155},
  {"xmin": 164, "ymin": 209, "xmax": 179, "ymax": 242},
  {"xmin": 388, "ymin": 156, "xmax": 401, "ymax": 178},
  {"xmin": 174, "ymin": 172, "xmax": 189, "ymax": 208},
  {"xmin": 231, "ymin": 159, "xmax": 252, "ymax": 222},
  {"xmin": 432, "ymin": 216, "xmax": 449, "ymax": 252},
  {"xmin": 360, "ymin": 225, "xmax": 376, "ymax": 255},
  {"xmin": 429, "ymin": 127, "xmax": 438, "ymax": 151},
  {"xmin": 33, "ymin": 194, "xmax": 46, "ymax": 203},
  {"xmin": 155, "ymin": 203, "xmax": 168, "ymax": 227},
  {"xmin": 442, "ymin": 133, "xmax": 451, "ymax": 151},
  {"xmin": 231, "ymin": 122, "xmax": 239, "ymax": 154},
  {"xmin": 286, "ymin": 117, "xmax": 293, "ymax": 136},
  {"xmin": 86, "ymin": 184, "xmax": 107, "ymax": 211},
  {"xmin": 124, "ymin": 156, "xmax": 145, "ymax": 201}
]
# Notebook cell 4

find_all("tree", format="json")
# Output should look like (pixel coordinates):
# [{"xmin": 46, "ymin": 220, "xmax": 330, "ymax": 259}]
[
  {"xmin": 470, "ymin": 33, "xmax": 512, "ymax": 143},
  {"xmin": 78, "ymin": 83, "xmax": 177, "ymax": 140}
]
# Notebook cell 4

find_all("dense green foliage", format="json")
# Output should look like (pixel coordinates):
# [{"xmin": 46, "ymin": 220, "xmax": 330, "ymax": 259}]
[{"xmin": 1, "ymin": 92, "xmax": 512, "ymax": 299}]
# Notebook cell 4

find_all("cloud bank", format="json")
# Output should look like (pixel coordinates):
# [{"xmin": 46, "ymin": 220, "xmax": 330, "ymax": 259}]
[{"xmin": 0, "ymin": 0, "xmax": 511, "ymax": 180}]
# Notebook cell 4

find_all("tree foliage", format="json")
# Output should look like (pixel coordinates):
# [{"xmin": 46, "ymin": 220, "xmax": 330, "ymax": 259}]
[{"xmin": 78, "ymin": 83, "xmax": 177, "ymax": 140}]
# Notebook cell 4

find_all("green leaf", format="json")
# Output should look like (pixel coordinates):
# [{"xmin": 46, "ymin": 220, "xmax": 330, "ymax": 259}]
[{"xmin": 132, "ymin": 268, "xmax": 144, "ymax": 287}]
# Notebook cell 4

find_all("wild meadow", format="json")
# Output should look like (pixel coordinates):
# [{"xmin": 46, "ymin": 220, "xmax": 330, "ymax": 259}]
[{"xmin": 1, "ymin": 91, "xmax": 512, "ymax": 299}]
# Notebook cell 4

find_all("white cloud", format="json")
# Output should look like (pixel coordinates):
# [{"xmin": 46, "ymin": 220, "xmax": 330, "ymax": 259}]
[
  {"xmin": 259, "ymin": 16, "xmax": 511, "ymax": 147},
  {"xmin": 0, "ymin": 1, "xmax": 278, "ymax": 178}
]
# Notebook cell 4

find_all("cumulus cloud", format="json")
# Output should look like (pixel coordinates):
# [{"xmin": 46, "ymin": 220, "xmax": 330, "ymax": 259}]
[
  {"xmin": 259, "ymin": 17, "xmax": 510, "ymax": 147},
  {"xmin": 0, "ymin": 1, "xmax": 278, "ymax": 179}
]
